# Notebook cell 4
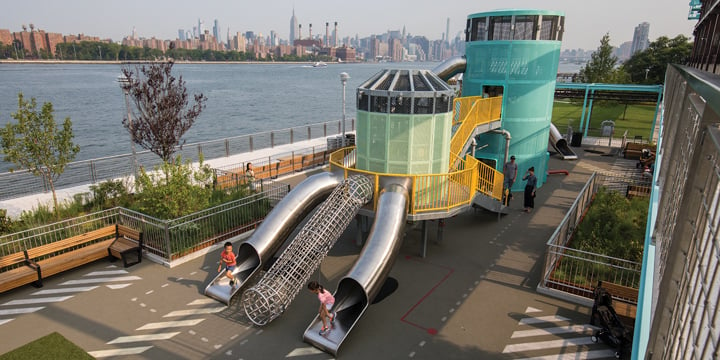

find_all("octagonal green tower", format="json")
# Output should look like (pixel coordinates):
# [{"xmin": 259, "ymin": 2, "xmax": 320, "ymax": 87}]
[
  {"xmin": 464, "ymin": 9, "xmax": 564, "ymax": 190},
  {"xmin": 355, "ymin": 69, "xmax": 455, "ymax": 174}
]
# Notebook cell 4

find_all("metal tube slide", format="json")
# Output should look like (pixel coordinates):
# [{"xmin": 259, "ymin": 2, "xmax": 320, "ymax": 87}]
[
  {"xmin": 241, "ymin": 175, "xmax": 374, "ymax": 325},
  {"xmin": 432, "ymin": 55, "xmax": 467, "ymax": 81},
  {"xmin": 204, "ymin": 172, "xmax": 343, "ymax": 305},
  {"xmin": 303, "ymin": 183, "xmax": 409, "ymax": 356},
  {"xmin": 549, "ymin": 123, "xmax": 578, "ymax": 160}
]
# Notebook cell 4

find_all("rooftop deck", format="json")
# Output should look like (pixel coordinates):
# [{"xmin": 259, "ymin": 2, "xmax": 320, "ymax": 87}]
[{"xmin": 0, "ymin": 145, "xmax": 628, "ymax": 359}]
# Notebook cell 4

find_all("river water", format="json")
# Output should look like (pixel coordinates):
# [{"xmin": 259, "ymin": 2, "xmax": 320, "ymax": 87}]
[{"xmin": 0, "ymin": 61, "xmax": 582, "ymax": 172}]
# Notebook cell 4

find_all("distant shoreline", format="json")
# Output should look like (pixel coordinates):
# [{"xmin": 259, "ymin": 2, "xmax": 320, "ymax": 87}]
[{"xmin": 0, "ymin": 59, "xmax": 350, "ymax": 65}]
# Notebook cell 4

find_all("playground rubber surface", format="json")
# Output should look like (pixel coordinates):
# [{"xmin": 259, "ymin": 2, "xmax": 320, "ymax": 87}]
[{"xmin": 0, "ymin": 149, "xmax": 627, "ymax": 359}]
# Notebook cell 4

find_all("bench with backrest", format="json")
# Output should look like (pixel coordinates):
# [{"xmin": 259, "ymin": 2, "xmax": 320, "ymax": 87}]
[
  {"xmin": 597, "ymin": 281, "xmax": 638, "ymax": 327},
  {"xmin": 0, "ymin": 251, "xmax": 41, "ymax": 293},
  {"xmin": 108, "ymin": 224, "xmax": 143, "ymax": 268},
  {"xmin": 25, "ymin": 225, "xmax": 118, "ymax": 287}
]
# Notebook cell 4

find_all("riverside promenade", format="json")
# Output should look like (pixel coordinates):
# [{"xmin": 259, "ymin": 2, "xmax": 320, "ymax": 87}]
[{"xmin": 0, "ymin": 143, "xmax": 627, "ymax": 359}]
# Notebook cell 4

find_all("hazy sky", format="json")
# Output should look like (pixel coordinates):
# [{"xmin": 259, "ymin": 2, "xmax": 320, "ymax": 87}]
[{"xmin": 2, "ymin": 0, "xmax": 696, "ymax": 50}]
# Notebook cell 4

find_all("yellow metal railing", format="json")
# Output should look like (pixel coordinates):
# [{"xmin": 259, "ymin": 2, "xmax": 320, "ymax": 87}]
[
  {"xmin": 449, "ymin": 96, "xmax": 503, "ymax": 162},
  {"xmin": 329, "ymin": 147, "xmax": 502, "ymax": 215}
]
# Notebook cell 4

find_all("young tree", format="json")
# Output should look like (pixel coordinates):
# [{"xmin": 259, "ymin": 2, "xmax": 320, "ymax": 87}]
[
  {"xmin": 622, "ymin": 35, "xmax": 693, "ymax": 84},
  {"xmin": 577, "ymin": 33, "xmax": 619, "ymax": 83},
  {"xmin": 120, "ymin": 61, "xmax": 207, "ymax": 163},
  {"xmin": 0, "ymin": 93, "xmax": 80, "ymax": 213}
]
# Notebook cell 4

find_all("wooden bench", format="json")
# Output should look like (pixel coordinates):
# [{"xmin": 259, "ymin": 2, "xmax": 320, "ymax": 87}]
[
  {"xmin": 597, "ymin": 281, "xmax": 638, "ymax": 327},
  {"xmin": 0, "ymin": 251, "xmax": 41, "ymax": 293},
  {"xmin": 624, "ymin": 142, "xmax": 656, "ymax": 160},
  {"xmin": 108, "ymin": 224, "xmax": 143, "ymax": 268},
  {"xmin": 26, "ymin": 225, "xmax": 117, "ymax": 286}
]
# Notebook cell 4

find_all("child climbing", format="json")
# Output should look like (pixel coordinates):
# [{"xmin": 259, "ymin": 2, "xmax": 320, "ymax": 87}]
[
  {"xmin": 218, "ymin": 242, "xmax": 238, "ymax": 287},
  {"xmin": 307, "ymin": 281, "xmax": 336, "ymax": 335}
]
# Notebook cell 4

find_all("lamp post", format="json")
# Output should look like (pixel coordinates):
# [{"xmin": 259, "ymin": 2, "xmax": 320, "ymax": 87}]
[
  {"xmin": 117, "ymin": 75, "xmax": 138, "ymax": 180},
  {"xmin": 340, "ymin": 72, "xmax": 350, "ymax": 147}
]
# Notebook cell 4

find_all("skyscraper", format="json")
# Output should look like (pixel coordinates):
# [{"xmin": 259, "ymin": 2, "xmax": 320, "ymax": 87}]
[
  {"xmin": 213, "ymin": 19, "xmax": 220, "ymax": 43},
  {"xmin": 446, "ymin": 18, "xmax": 450, "ymax": 45},
  {"xmin": 290, "ymin": 8, "xmax": 298, "ymax": 44},
  {"xmin": 178, "ymin": 29, "xmax": 186, "ymax": 41},
  {"xmin": 631, "ymin": 22, "xmax": 650, "ymax": 55},
  {"xmin": 197, "ymin": 19, "xmax": 204, "ymax": 39}
]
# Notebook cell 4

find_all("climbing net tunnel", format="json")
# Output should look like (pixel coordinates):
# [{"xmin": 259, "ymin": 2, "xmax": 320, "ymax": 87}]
[{"xmin": 241, "ymin": 175, "xmax": 373, "ymax": 326}]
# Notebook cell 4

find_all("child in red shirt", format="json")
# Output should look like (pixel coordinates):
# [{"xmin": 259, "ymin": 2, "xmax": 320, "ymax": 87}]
[
  {"xmin": 307, "ymin": 281, "xmax": 336, "ymax": 335},
  {"xmin": 218, "ymin": 242, "xmax": 237, "ymax": 287}
]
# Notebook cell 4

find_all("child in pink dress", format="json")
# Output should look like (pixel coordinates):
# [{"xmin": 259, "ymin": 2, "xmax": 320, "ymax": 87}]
[{"xmin": 307, "ymin": 281, "xmax": 336, "ymax": 335}]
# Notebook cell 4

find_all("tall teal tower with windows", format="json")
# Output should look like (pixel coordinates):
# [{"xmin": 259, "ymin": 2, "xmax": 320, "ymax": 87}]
[{"xmin": 464, "ymin": 9, "xmax": 564, "ymax": 191}]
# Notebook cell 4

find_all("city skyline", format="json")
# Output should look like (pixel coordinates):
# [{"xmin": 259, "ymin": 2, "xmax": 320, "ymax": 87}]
[{"xmin": 1, "ymin": 0, "xmax": 695, "ymax": 50}]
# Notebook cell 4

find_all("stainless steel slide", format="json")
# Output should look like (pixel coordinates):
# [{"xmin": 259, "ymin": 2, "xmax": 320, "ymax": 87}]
[
  {"xmin": 432, "ymin": 55, "xmax": 467, "ymax": 81},
  {"xmin": 204, "ymin": 172, "xmax": 343, "ymax": 305},
  {"xmin": 549, "ymin": 123, "xmax": 578, "ymax": 160},
  {"xmin": 303, "ymin": 183, "xmax": 409, "ymax": 356}
]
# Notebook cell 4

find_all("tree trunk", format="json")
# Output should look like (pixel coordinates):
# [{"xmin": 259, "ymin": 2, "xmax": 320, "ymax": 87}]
[{"xmin": 47, "ymin": 175, "xmax": 59, "ymax": 216}]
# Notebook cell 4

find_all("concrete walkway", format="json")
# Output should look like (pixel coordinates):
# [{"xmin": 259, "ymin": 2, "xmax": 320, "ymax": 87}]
[{"xmin": 0, "ymin": 146, "xmax": 626, "ymax": 359}]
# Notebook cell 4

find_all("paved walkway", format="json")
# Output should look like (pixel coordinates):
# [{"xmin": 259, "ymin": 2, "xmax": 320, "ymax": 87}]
[{"xmin": 0, "ymin": 146, "xmax": 628, "ymax": 359}]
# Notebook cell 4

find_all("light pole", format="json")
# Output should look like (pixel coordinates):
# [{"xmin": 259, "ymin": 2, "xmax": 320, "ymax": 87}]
[
  {"xmin": 340, "ymin": 72, "xmax": 350, "ymax": 147},
  {"xmin": 117, "ymin": 75, "xmax": 138, "ymax": 180}
]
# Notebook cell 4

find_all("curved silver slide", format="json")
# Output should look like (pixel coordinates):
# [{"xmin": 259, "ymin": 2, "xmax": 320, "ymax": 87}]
[
  {"xmin": 549, "ymin": 123, "xmax": 578, "ymax": 160},
  {"xmin": 204, "ymin": 172, "xmax": 343, "ymax": 305},
  {"xmin": 432, "ymin": 55, "xmax": 466, "ymax": 81},
  {"xmin": 303, "ymin": 183, "xmax": 409, "ymax": 356}
]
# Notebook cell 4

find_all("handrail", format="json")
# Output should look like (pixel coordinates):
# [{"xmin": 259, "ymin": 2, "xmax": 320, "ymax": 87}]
[{"xmin": 329, "ymin": 147, "xmax": 499, "ymax": 214}]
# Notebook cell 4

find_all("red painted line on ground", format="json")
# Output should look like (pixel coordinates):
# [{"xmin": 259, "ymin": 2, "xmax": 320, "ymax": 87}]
[{"xmin": 400, "ymin": 255, "xmax": 455, "ymax": 335}]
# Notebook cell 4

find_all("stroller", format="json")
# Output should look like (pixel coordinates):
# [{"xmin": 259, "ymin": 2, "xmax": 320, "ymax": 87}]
[{"xmin": 589, "ymin": 284, "xmax": 632, "ymax": 359}]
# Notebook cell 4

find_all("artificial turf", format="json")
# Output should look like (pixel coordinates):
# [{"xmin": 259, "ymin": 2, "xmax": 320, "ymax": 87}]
[
  {"xmin": 0, "ymin": 332, "xmax": 92, "ymax": 360},
  {"xmin": 551, "ymin": 100, "xmax": 657, "ymax": 141}
]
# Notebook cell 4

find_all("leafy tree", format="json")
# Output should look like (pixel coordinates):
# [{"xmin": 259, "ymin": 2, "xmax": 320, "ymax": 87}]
[
  {"xmin": 577, "ymin": 33, "xmax": 621, "ymax": 83},
  {"xmin": 132, "ymin": 156, "xmax": 214, "ymax": 219},
  {"xmin": 0, "ymin": 93, "xmax": 80, "ymax": 213},
  {"xmin": 621, "ymin": 35, "xmax": 692, "ymax": 84},
  {"xmin": 120, "ymin": 61, "xmax": 207, "ymax": 163}
]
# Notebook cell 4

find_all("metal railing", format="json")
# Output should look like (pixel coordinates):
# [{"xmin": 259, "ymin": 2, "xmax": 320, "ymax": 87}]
[
  {"xmin": 539, "ymin": 172, "xmax": 644, "ymax": 301},
  {"xmin": 0, "ymin": 181, "xmax": 290, "ymax": 264},
  {"xmin": 329, "ymin": 147, "xmax": 501, "ymax": 215},
  {"xmin": 449, "ymin": 96, "xmax": 503, "ymax": 161},
  {"xmin": 0, "ymin": 118, "xmax": 354, "ymax": 201}
]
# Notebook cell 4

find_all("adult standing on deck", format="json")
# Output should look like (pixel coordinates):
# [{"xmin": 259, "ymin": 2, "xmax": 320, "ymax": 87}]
[
  {"xmin": 522, "ymin": 167, "xmax": 537, "ymax": 212},
  {"xmin": 503, "ymin": 155, "xmax": 518, "ymax": 192}
]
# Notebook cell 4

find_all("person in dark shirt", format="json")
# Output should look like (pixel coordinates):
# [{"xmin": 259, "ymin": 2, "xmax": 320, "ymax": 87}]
[{"xmin": 522, "ymin": 167, "xmax": 537, "ymax": 212}]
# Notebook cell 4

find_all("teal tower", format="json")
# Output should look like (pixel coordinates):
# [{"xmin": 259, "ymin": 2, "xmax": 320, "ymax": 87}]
[{"xmin": 464, "ymin": 9, "xmax": 564, "ymax": 191}]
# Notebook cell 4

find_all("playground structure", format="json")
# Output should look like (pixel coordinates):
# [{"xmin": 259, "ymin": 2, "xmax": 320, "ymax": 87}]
[{"xmin": 204, "ymin": 9, "xmax": 571, "ymax": 356}]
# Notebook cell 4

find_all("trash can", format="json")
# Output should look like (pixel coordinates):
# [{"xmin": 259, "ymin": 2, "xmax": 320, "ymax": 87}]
[{"xmin": 571, "ymin": 132, "xmax": 583, "ymax": 147}]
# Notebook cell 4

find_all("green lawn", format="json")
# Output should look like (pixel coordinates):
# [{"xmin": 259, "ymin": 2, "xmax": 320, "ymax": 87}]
[
  {"xmin": 551, "ymin": 100, "xmax": 658, "ymax": 141},
  {"xmin": 0, "ymin": 332, "xmax": 92, "ymax": 360}
]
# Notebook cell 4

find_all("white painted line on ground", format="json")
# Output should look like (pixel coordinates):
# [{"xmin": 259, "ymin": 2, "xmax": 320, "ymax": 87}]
[
  {"xmin": 176, "ymin": 277, "xmax": 184, "ymax": 281},
  {"xmin": 511, "ymin": 324, "xmax": 600, "ymax": 338},
  {"xmin": 136, "ymin": 319, "xmax": 205, "ymax": 330},
  {"xmin": 32, "ymin": 286, "xmax": 98, "ymax": 295},
  {"xmin": 84, "ymin": 270, "xmax": 128, "ymax": 276},
  {"xmin": 230, "ymin": 334, "xmax": 239, "ymax": 340},
  {"xmin": 60, "ymin": 276, "xmax": 142, "ymax": 285},
  {"xmin": 150, "ymin": 309, "xmax": 157, "ymax": 313},
  {"xmin": 106, "ymin": 265, "xmax": 118, "ymax": 268},
  {"xmin": 409, "ymin": 351, "xmax": 415, "ymax": 358},
  {"xmin": 161, "ymin": 283, "xmax": 169, "ymax": 288},
  {"xmin": 502, "ymin": 337, "xmax": 596, "ymax": 353},
  {"xmin": 201, "ymin": 337, "xmax": 209, "ymax": 342},
  {"xmin": 106, "ymin": 284, "xmax": 132, "ymax": 289},
  {"xmin": 525, "ymin": 307, "xmax": 542, "ymax": 313},
  {"xmin": 88, "ymin": 346, "xmax": 153, "ymax": 358},
  {"xmin": 187, "ymin": 298, "xmax": 218, "ymax": 306},
  {"xmin": 107, "ymin": 332, "xmax": 181, "ymax": 344},
  {"xmin": 515, "ymin": 349, "xmax": 618, "ymax": 360},
  {"xmin": 190, "ymin": 271, "xmax": 198, "ymax": 275},
  {"xmin": 140, "ymin": 303, "xmax": 146, "ymax": 307},
  {"xmin": 449, "ymin": 308, "xmax": 455, "ymax": 313},
  {"xmin": 256, "ymin": 329, "xmax": 264, "ymax": 335},
  {"xmin": 240, "ymin": 339, "xmax": 248, "ymax": 345},
  {"xmin": 3, "ymin": 296, "xmax": 73, "ymax": 305},
  {"xmin": 518, "ymin": 315, "xmax": 571, "ymax": 325},
  {"xmin": 286, "ymin": 347, "xmax": 325, "ymax": 357},
  {"xmin": 146, "ymin": 290, "xmax": 154, "ymax": 295},
  {"xmin": 163, "ymin": 307, "xmax": 226, "ymax": 317},
  {"xmin": 441, "ymin": 316, "xmax": 447, "ymax": 322},
  {"xmin": 214, "ymin": 344, "xmax": 222, "ymax": 349},
  {"xmin": 131, "ymin": 297, "xmax": 137, "ymax": 301},
  {"xmin": 419, "ymin": 341, "xmax": 425, "ymax": 347},
  {"xmin": 226, "ymin": 350, "xmax": 233, "ymax": 356},
  {"xmin": 0, "ymin": 319, "xmax": 14, "ymax": 326},
  {"xmin": 188, "ymin": 330, "xmax": 196, "ymax": 335}
]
